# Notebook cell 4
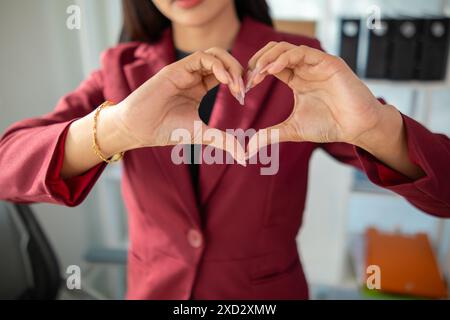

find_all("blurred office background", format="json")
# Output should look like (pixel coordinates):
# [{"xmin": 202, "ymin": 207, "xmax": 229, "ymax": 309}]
[{"xmin": 0, "ymin": 0, "xmax": 449, "ymax": 299}]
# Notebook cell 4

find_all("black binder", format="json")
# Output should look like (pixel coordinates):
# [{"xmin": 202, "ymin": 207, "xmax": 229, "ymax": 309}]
[
  {"xmin": 339, "ymin": 18, "xmax": 360, "ymax": 72},
  {"xmin": 366, "ymin": 19, "xmax": 392, "ymax": 79},
  {"xmin": 388, "ymin": 18, "xmax": 423, "ymax": 80},
  {"xmin": 417, "ymin": 17, "xmax": 450, "ymax": 81}
]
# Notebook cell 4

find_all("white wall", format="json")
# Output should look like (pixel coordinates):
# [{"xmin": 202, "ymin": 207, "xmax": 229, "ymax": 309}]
[{"xmin": 298, "ymin": 151, "xmax": 353, "ymax": 286}]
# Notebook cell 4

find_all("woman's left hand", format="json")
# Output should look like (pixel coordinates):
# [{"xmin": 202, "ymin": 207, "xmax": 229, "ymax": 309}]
[{"xmin": 245, "ymin": 41, "xmax": 389, "ymax": 157}]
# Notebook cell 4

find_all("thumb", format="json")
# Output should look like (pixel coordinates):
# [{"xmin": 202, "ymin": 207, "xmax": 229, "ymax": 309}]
[
  {"xmin": 246, "ymin": 123, "xmax": 294, "ymax": 161},
  {"xmin": 197, "ymin": 123, "xmax": 247, "ymax": 167}
]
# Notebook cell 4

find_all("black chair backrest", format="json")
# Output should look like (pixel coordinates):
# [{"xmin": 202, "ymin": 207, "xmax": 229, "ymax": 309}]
[{"xmin": 0, "ymin": 202, "xmax": 61, "ymax": 299}]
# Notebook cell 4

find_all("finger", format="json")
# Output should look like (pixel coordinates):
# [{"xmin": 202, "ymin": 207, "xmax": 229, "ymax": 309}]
[
  {"xmin": 264, "ymin": 46, "xmax": 330, "ymax": 81},
  {"xmin": 247, "ymin": 41, "xmax": 278, "ymax": 71},
  {"xmin": 203, "ymin": 74, "xmax": 220, "ymax": 92},
  {"xmin": 258, "ymin": 48, "xmax": 308, "ymax": 86},
  {"xmin": 246, "ymin": 122, "xmax": 299, "ymax": 161},
  {"xmin": 254, "ymin": 42, "xmax": 298, "ymax": 72},
  {"xmin": 185, "ymin": 51, "xmax": 233, "ymax": 91},
  {"xmin": 196, "ymin": 123, "xmax": 247, "ymax": 166},
  {"xmin": 246, "ymin": 41, "xmax": 277, "ymax": 91},
  {"xmin": 246, "ymin": 42, "xmax": 296, "ymax": 90},
  {"xmin": 269, "ymin": 68, "xmax": 293, "ymax": 86},
  {"xmin": 205, "ymin": 47, "xmax": 246, "ymax": 103}
]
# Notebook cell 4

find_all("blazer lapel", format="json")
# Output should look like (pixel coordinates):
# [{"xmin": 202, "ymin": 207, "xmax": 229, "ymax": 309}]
[
  {"xmin": 199, "ymin": 18, "xmax": 279, "ymax": 206},
  {"xmin": 124, "ymin": 30, "xmax": 202, "ymax": 227}
]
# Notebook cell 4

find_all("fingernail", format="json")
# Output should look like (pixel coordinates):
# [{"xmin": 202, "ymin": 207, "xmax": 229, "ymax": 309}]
[
  {"xmin": 238, "ymin": 77, "xmax": 246, "ymax": 104},
  {"xmin": 231, "ymin": 91, "xmax": 240, "ymax": 103},
  {"xmin": 237, "ymin": 92, "xmax": 245, "ymax": 106},
  {"xmin": 245, "ymin": 150, "xmax": 257, "ymax": 161},
  {"xmin": 245, "ymin": 70, "xmax": 254, "ymax": 93},
  {"xmin": 245, "ymin": 70, "xmax": 252, "ymax": 92},
  {"xmin": 237, "ymin": 156, "xmax": 247, "ymax": 167},
  {"xmin": 246, "ymin": 66, "xmax": 262, "ymax": 91},
  {"xmin": 251, "ymin": 73, "xmax": 264, "ymax": 88},
  {"xmin": 219, "ymin": 69, "xmax": 230, "ymax": 83},
  {"xmin": 231, "ymin": 90, "xmax": 244, "ymax": 105},
  {"xmin": 231, "ymin": 74, "xmax": 239, "ymax": 92},
  {"xmin": 259, "ymin": 62, "xmax": 275, "ymax": 75},
  {"xmin": 226, "ymin": 73, "xmax": 234, "ymax": 85},
  {"xmin": 267, "ymin": 62, "xmax": 281, "ymax": 74}
]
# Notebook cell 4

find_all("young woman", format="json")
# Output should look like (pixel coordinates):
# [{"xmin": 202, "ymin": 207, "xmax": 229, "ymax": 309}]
[{"xmin": 0, "ymin": 0, "xmax": 449, "ymax": 299}]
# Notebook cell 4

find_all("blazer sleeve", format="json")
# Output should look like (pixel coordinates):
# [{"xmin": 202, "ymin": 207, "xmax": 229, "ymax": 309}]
[
  {"xmin": 0, "ymin": 70, "xmax": 107, "ymax": 207},
  {"xmin": 322, "ymin": 114, "xmax": 450, "ymax": 218}
]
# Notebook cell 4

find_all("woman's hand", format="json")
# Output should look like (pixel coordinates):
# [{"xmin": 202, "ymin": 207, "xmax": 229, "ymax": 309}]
[
  {"xmin": 246, "ymin": 42, "xmax": 385, "ymax": 153},
  {"xmin": 245, "ymin": 42, "xmax": 424, "ymax": 179},
  {"xmin": 114, "ymin": 47, "xmax": 247, "ymax": 164},
  {"xmin": 62, "ymin": 48, "xmax": 247, "ymax": 179}
]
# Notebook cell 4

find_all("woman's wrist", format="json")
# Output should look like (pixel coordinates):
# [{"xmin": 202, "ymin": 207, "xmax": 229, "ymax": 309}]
[
  {"xmin": 353, "ymin": 104, "xmax": 403, "ymax": 155},
  {"xmin": 351, "ymin": 104, "xmax": 425, "ymax": 179},
  {"xmin": 95, "ymin": 104, "xmax": 142, "ymax": 157}
]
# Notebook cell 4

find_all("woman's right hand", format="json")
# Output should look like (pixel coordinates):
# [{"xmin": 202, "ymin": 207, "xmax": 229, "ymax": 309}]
[{"xmin": 113, "ymin": 47, "xmax": 247, "ymax": 164}]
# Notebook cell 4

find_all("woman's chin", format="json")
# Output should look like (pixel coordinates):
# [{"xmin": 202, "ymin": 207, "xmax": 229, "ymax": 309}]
[{"xmin": 170, "ymin": 10, "xmax": 219, "ymax": 27}]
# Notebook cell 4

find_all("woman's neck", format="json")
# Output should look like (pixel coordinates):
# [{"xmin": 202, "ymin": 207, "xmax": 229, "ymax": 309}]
[{"xmin": 172, "ymin": 5, "xmax": 240, "ymax": 52}]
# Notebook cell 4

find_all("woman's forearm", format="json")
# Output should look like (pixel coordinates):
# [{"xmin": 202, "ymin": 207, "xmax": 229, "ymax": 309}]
[{"xmin": 61, "ymin": 104, "xmax": 136, "ymax": 179}]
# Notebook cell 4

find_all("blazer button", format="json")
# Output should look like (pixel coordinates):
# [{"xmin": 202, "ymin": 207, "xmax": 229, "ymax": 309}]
[{"xmin": 187, "ymin": 229, "xmax": 203, "ymax": 248}]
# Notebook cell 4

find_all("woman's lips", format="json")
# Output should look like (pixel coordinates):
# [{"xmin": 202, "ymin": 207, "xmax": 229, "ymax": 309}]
[{"xmin": 173, "ymin": 0, "xmax": 203, "ymax": 9}]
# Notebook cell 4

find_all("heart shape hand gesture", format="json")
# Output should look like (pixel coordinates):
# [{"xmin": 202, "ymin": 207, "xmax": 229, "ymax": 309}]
[{"xmin": 116, "ymin": 42, "xmax": 385, "ymax": 164}]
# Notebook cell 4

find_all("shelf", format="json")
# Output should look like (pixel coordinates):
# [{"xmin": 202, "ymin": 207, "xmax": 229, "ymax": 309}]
[
  {"xmin": 84, "ymin": 246, "xmax": 128, "ymax": 265},
  {"xmin": 364, "ymin": 79, "xmax": 449, "ymax": 89}
]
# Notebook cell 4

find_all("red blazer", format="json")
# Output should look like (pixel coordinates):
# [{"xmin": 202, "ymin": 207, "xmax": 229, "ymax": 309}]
[{"xmin": 1, "ymin": 18, "xmax": 449, "ymax": 300}]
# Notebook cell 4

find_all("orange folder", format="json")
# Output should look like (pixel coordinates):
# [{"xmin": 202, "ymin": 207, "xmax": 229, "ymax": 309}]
[{"xmin": 365, "ymin": 228, "xmax": 447, "ymax": 299}]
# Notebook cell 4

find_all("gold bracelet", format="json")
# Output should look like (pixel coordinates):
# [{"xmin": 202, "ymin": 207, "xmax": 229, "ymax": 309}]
[{"xmin": 92, "ymin": 101, "xmax": 125, "ymax": 164}]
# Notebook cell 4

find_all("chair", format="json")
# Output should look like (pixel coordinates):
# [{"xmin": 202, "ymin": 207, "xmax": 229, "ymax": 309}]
[{"xmin": 0, "ymin": 202, "xmax": 61, "ymax": 300}]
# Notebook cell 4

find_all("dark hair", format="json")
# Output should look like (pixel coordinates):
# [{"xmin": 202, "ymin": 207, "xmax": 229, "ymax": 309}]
[{"xmin": 120, "ymin": 0, "xmax": 272, "ymax": 43}]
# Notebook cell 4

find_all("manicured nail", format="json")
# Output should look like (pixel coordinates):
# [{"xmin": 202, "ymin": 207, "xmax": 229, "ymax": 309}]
[
  {"xmin": 259, "ymin": 62, "xmax": 275, "ymax": 75},
  {"xmin": 245, "ymin": 70, "xmax": 252, "ymax": 92},
  {"xmin": 267, "ymin": 62, "xmax": 282, "ymax": 74},
  {"xmin": 238, "ymin": 77, "xmax": 246, "ymax": 104},
  {"xmin": 251, "ymin": 73, "xmax": 265, "ymax": 88},
  {"xmin": 237, "ymin": 155, "xmax": 247, "ymax": 167},
  {"xmin": 245, "ymin": 150, "xmax": 257, "ymax": 161},
  {"xmin": 216, "ymin": 68, "xmax": 228, "ymax": 84},
  {"xmin": 245, "ymin": 70, "xmax": 254, "ymax": 93},
  {"xmin": 233, "ymin": 76, "xmax": 241, "ymax": 91},
  {"xmin": 231, "ymin": 91, "xmax": 240, "ymax": 103},
  {"xmin": 246, "ymin": 68, "xmax": 260, "ymax": 92},
  {"xmin": 237, "ymin": 92, "xmax": 245, "ymax": 106},
  {"xmin": 231, "ymin": 90, "xmax": 244, "ymax": 105},
  {"xmin": 226, "ymin": 73, "xmax": 234, "ymax": 85}
]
